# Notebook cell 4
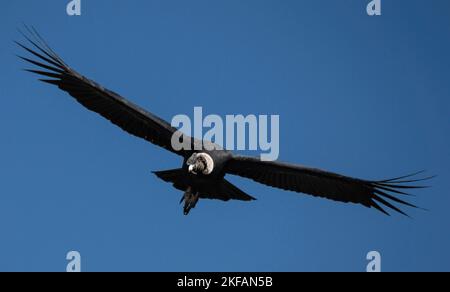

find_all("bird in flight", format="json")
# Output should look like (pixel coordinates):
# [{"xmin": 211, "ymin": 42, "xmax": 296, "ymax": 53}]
[{"xmin": 17, "ymin": 27, "xmax": 431, "ymax": 216}]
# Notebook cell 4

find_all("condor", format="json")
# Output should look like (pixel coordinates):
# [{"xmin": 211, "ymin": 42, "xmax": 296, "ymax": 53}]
[{"xmin": 16, "ymin": 26, "xmax": 432, "ymax": 216}]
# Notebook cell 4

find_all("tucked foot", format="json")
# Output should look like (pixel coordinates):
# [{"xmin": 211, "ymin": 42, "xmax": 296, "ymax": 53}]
[{"xmin": 182, "ymin": 187, "xmax": 199, "ymax": 215}]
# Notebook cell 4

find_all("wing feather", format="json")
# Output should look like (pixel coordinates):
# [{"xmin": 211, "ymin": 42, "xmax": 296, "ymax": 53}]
[
  {"xmin": 225, "ymin": 155, "xmax": 430, "ymax": 216},
  {"xmin": 17, "ymin": 29, "xmax": 192, "ymax": 157}
]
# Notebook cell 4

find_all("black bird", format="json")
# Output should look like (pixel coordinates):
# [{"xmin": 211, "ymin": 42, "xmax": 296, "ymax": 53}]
[{"xmin": 17, "ymin": 28, "xmax": 431, "ymax": 216}]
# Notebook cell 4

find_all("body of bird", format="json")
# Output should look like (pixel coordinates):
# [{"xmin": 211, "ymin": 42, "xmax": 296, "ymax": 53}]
[{"xmin": 16, "ymin": 26, "xmax": 431, "ymax": 216}]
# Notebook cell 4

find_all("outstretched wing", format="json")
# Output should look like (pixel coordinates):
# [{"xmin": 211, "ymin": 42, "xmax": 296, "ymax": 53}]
[
  {"xmin": 225, "ymin": 155, "xmax": 432, "ymax": 216},
  {"xmin": 16, "ymin": 27, "xmax": 192, "ymax": 157}
]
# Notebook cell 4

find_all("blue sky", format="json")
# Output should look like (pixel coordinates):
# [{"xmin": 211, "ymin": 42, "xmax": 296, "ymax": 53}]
[{"xmin": 0, "ymin": 0, "xmax": 449, "ymax": 271}]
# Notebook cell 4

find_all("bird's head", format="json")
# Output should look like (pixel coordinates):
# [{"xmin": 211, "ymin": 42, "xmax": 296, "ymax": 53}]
[{"xmin": 187, "ymin": 153, "xmax": 214, "ymax": 175}]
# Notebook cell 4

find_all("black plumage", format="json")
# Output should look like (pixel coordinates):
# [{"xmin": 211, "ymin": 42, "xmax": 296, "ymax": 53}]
[{"xmin": 17, "ymin": 27, "xmax": 432, "ymax": 216}]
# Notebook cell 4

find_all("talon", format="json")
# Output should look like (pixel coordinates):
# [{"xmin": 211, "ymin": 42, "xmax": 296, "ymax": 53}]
[{"xmin": 182, "ymin": 188, "xmax": 199, "ymax": 215}]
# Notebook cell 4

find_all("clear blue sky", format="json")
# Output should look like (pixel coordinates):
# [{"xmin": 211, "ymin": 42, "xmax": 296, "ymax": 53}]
[{"xmin": 0, "ymin": 0, "xmax": 449, "ymax": 272}]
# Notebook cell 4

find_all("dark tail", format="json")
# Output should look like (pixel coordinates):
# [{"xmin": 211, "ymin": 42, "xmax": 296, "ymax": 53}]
[
  {"xmin": 153, "ymin": 169, "xmax": 256, "ymax": 215},
  {"xmin": 153, "ymin": 169, "xmax": 184, "ymax": 183}
]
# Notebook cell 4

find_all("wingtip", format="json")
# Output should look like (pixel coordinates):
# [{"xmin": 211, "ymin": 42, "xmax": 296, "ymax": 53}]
[
  {"xmin": 378, "ymin": 170, "xmax": 427, "ymax": 183},
  {"xmin": 38, "ymin": 79, "xmax": 60, "ymax": 86},
  {"xmin": 13, "ymin": 40, "xmax": 22, "ymax": 47},
  {"xmin": 371, "ymin": 201, "xmax": 390, "ymax": 216}
]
